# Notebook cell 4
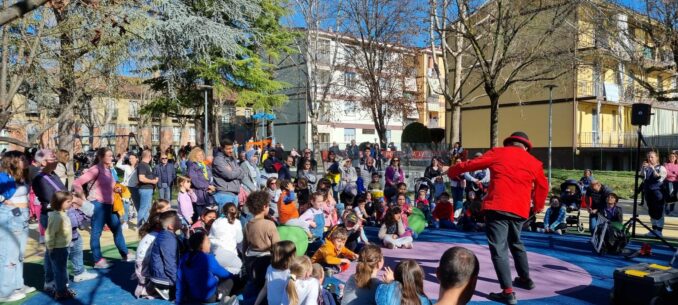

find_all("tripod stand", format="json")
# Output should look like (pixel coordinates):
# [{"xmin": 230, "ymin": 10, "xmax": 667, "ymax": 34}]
[{"xmin": 624, "ymin": 127, "xmax": 676, "ymax": 251}]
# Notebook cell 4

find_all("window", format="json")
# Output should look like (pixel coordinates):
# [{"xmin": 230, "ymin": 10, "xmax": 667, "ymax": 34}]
[
  {"xmin": 27, "ymin": 99, "xmax": 38, "ymax": 114},
  {"xmin": 362, "ymin": 129, "xmax": 375, "ymax": 135},
  {"xmin": 344, "ymin": 128, "xmax": 356, "ymax": 143},
  {"xmin": 173, "ymin": 127, "xmax": 181, "ymax": 142},
  {"xmin": 105, "ymin": 123, "xmax": 116, "ymax": 137},
  {"xmin": 107, "ymin": 99, "xmax": 118, "ymax": 119},
  {"xmin": 189, "ymin": 127, "xmax": 196, "ymax": 142},
  {"xmin": 344, "ymin": 72, "xmax": 357, "ymax": 89},
  {"xmin": 221, "ymin": 105, "xmax": 236, "ymax": 124},
  {"xmin": 317, "ymin": 39, "xmax": 331, "ymax": 64},
  {"xmin": 152, "ymin": 125, "xmax": 160, "ymax": 142},
  {"xmin": 643, "ymin": 46, "xmax": 655, "ymax": 60},
  {"xmin": 0, "ymin": 129, "xmax": 9, "ymax": 152},
  {"xmin": 129, "ymin": 100, "xmax": 139, "ymax": 118},
  {"xmin": 129, "ymin": 124, "xmax": 138, "ymax": 135}
]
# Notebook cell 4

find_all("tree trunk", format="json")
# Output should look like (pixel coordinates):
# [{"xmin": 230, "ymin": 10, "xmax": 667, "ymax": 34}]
[
  {"xmin": 450, "ymin": 102, "xmax": 462, "ymax": 145},
  {"xmin": 377, "ymin": 127, "xmax": 387, "ymax": 148},
  {"xmin": 55, "ymin": 9, "xmax": 77, "ymax": 152},
  {"xmin": 489, "ymin": 94, "xmax": 500, "ymax": 148}
]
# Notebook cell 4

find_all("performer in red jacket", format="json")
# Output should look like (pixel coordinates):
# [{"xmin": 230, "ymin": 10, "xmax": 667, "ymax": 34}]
[{"xmin": 447, "ymin": 131, "xmax": 548, "ymax": 305}]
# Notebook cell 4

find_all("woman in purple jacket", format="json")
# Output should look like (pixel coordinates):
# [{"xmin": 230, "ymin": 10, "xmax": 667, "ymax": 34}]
[{"xmin": 186, "ymin": 147, "xmax": 215, "ymax": 222}]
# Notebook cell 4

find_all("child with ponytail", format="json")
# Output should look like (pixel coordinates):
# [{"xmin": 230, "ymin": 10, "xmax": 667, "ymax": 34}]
[
  {"xmin": 342, "ymin": 245, "xmax": 394, "ymax": 305},
  {"xmin": 283, "ymin": 256, "xmax": 320, "ymax": 305},
  {"xmin": 209, "ymin": 203, "xmax": 243, "ymax": 274}
]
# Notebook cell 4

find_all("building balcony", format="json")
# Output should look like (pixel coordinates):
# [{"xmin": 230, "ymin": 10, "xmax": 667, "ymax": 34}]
[
  {"xmin": 579, "ymin": 131, "xmax": 678, "ymax": 149},
  {"xmin": 426, "ymin": 96, "xmax": 441, "ymax": 112}
]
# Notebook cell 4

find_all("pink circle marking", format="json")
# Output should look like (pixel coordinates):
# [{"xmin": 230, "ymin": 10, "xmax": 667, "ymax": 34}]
[{"xmin": 335, "ymin": 241, "xmax": 593, "ymax": 301}]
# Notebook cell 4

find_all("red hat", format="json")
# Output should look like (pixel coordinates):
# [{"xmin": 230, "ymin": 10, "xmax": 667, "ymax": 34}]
[{"xmin": 503, "ymin": 131, "xmax": 532, "ymax": 151}]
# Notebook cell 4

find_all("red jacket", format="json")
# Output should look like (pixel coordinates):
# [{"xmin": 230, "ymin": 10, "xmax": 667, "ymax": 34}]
[{"xmin": 448, "ymin": 147, "xmax": 548, "ymax": 219}]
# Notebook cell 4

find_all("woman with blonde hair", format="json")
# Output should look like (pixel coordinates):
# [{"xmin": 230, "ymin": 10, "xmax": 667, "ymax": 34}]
[
  {"xmin": 341, "ymin": 245, "xmax": 394, "ymax": 305},
  {"xmin": 283, "ymin": 256, "xmax": 320, "ymax": 305},
  {"xmin": 187, "ymin": 147, "xmax": 215, "ymax": 222}
]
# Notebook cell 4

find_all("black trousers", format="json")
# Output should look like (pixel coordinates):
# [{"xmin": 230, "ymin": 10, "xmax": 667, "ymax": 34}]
[{"xmin": 485, "ymin": 211, "xmax": 530, "ymax": 290}]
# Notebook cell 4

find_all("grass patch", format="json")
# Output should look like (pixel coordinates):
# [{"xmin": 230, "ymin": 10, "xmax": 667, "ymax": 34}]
[{"xmin": 549, "ymin": 169, "xmax": 636, "ymax": 199}]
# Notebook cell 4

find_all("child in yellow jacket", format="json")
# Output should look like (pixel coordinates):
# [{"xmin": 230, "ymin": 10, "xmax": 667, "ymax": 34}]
[
  {"xmin": 311, "ymin": 226, "xmax": 358, "ymax": 275},
  {"xmin": 113, "ymin": 182, "xmax": 130, "ymax": 218}
]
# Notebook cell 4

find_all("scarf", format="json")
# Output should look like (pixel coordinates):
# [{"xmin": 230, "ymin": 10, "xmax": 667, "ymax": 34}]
[{"xmin": 197, "ymin": 162, "xmax": 209, "ymax": 180}]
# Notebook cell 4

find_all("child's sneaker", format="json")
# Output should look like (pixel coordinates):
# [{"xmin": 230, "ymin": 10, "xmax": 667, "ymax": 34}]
[
  {"xmin": 16, "ymin": 285, "xmax": 36, "ymax": 294},
  {"xmin": 93, "ymin": 258, "xmax": 111, "ymax": 269},
  {"xmin": 555, "ymin": 229, "xmax": 563, "ymax": 235},
  {"xmin": 0, "ymin": 291, "xmax": 26, "ymax": 302},
  {"xmin": 73, "ymin": 271, "xmax": 98, "ymax": 282}
]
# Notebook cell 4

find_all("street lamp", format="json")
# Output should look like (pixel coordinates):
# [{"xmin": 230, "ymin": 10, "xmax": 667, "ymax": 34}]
[
  {"xmin": 196, "ymin": 82, "xmax": 213, "ymax": 154},
  {"xmin": 544, "ymin": 84, "xmax": 557, "ymax": 192}
]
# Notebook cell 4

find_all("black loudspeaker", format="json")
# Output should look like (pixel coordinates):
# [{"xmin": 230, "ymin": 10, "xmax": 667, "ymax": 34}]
[{"xmin": 631, "ymin": 103, "xmax": 652, "ymax": 126}]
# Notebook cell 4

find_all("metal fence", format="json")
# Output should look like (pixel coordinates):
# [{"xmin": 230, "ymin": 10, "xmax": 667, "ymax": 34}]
[{"xmin": 579, "ymin": 131, "xmax": 678, "ymax": 149}]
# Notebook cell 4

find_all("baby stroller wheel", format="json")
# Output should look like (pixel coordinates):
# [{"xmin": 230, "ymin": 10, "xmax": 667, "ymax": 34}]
[{"xmin": 577, "ymin": 221, "xmax": 585, "ymax": 233}]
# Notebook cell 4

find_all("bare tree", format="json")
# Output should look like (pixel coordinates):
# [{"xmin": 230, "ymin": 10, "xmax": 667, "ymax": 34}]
[
  {"xmin": 292, "ymin": 0, "xmax": 345, "ymax": 167},
  {"xmin": 340, "ymin": 0, "xmax": 420, "ymax": 147},
  {"xmin": 428, "ymin": 0, "xmax": 484, "ymax": 144},
  {"xmin": 453, "ymin": 0, "xmax": 578, "ymax": 147}
]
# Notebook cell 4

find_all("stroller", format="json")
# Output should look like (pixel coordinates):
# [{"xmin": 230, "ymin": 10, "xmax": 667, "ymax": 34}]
[
  {"xmin": 414, "ymin": 177, "xmax": 434, "ymax": 202},
  {"xmin": 560, "ymin": 179, "xmax": 585, "ymax": 233}
]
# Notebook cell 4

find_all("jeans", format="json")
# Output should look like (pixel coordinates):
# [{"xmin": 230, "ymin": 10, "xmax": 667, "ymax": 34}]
[
  {"xmin": 122, "ymin": 199, "xmax": 130, "ymax": 223},
  {"xmin": 40, "ymin": 213, "xmax": 54, "ymax": 285},
  {"xmin": 138, "ymin": 188, "xmax": 154, "ymax": 226},
  {"xmin": 158, "ymin": 186, "xmax": 171, "ymax": 201},
  {"xmin": 48, "ymin": 247, "xmax": 69, "ymax": 292},
  {"xmin": 68, "ymin": 238, "xmax": 85, "ymax": 276},
  {"xmin": 434, "ymin": 219, "xmax": 455, "ymax": 229},
  {"xmin": 336, "ymin": 203, "xmax": 345, "ymax": 219},
  {"xmin": 589, "ymin": 213, "xmax": 599, "ymax": 236},
  {"xmin": 129, "ymin": 186, "xmax": 140, "ymax": 214},
  {"xmin": 485, "ymin": 211, "xmax": 530, "ymax": 290},
  {"xmin": 0, "ymin": 206, "xmax": 28, "ymax": 297},
  {"xmin": 214, "ymin": 192, "xmax": 238, "ymax": 214},
  {"xmin": 90, "ymin": 201, "xmax": 128, "ymax": 263}
]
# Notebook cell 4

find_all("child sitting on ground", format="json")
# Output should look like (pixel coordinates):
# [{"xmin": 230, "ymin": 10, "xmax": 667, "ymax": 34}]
[
  {"xmin": 300, "ymin": 192, "xmax": 327, "ymax": 243},
  {"xmin": 296, "ymin": 178, "xmax": 311, "ymax": 215},
  {"xmin": 363, "ymin": 192, "xmax": 378, "ymax": 226},
  {"xmin": 312, "ymin": 263, "xmax": 341, "ymax": 305},
  {"xmin": 177, "ymin": 176, "xmax": 196, "ymax": 226},
  {"xmin": 458, "ymin": 191, "xmax": 484, "ymax": 232},
  {"xmin": 209, "ymin": 203, "xmax": 243, "ymax": 275},
  {"xmin": 378, "ymin": 207, "xmax": 413, "ymax": 249},
  {"xmin": 176, "ymin": 230, "xmax": 238, "ymax": 305},
  {"xmin": 538, "ymin": 197, "xmax": 567, "ymax": 235},
  {"xmin": 311, "ymin": 227, "xmax": 359, "ymax": 275},
  {"xmin": 283, "ymin": 256, "xmax": 320, "ymax": 305},
  {"xmin": 191, "ymin": 208, "xmax": 218, "ymax": 233},
  {"xmin": 432, "ymin": 192, "xmax": 455, "ymax": 229},
  {"xmin": 243, "ymin": 191, "xmax": 280, "ymax": 294},
  {"xmin": 375, "ymin": 259, "xmax": 432, "ymax": 305},
  {"xmin": 353, "ymin": 194, "xmax": 370, "ymax": 223},
  {"xmin": 45, "ymin": 191, "xmax": 75, "ymax": 300},
  {"xmin": 415, "ymin": 188, "xmax": 433, "ymax": 224},
  {"xmin": 278, "ymin": 179, "xmax": 313, "ymax": 239},
  {"xmin": 263, "ymin": 241, "xmax": 297, "ymax": 305},
  {"xmin": 148, "ymin": 211, "xmax": 180, "ymax": 300},
  {"xmin": 368, "ymin": 173, "xmax": 383, "ymax": 194}
]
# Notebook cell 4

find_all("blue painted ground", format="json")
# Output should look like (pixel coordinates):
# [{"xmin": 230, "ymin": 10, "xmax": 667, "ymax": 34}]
[{"xmin": 21, "ymin": 228, "xmax": 677, "ymax": 305}]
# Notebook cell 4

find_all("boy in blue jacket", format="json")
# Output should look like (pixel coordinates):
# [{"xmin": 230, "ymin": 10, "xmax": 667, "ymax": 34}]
[{"xmin": 149, "ymin": 211, "xmax": 180, "ymax": 300}]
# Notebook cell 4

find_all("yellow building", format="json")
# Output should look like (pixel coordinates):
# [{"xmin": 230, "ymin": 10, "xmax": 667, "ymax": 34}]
[
  {"xmin": 415, "ymin": 48, "xmax": 446, "ymax": 129},
  {"xmin": 450, "ymin": 0, "xmax": 678, "ymax": 170}
]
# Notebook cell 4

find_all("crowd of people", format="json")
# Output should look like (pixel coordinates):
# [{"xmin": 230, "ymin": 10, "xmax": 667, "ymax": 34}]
[{"xmin": 2, "ymin": 132, "xmax": 675, "ymax": 304}]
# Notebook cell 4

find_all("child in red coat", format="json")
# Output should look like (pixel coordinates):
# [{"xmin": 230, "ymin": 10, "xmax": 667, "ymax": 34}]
[{"xmin": 433, "ymin": 192, "xmax": 455, "ymax": 229}]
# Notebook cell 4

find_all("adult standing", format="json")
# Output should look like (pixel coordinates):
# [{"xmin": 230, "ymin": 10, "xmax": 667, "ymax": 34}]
[
  {"xmin": 297, "ymin": 158, "xmax": 318, "ymax": 191},
  {"xmin": 73, "ymin": 148, "xmax": 131, "ymax": 268},
  {"xmin": 464, "ymin": 152, "xmax": 491, "ymax": 195},
  {"xmin": 116, "ymin": 152, "xmax": 139, "ymax": 228},
  {"xmin": 451, "ymin": 142, "xmax": 464, "ymax": 160},
  {"xmin": 359, "ymin": 157, "xmax": 377, "ymax": 190},
  {"xmin": 153, "ymin": 153, "xmax": 177, "ymax": 201},
  {"xmin": 136, "ymin": 150, "xmax": 158, "ymax": 227},
  {"xmin": 297, "ymin": 148, "xmax": 317, "ymax": 172},
  {"xmin": 240, "ymin": 150, "xmax": 261, "ymax": 195},
  {"xmin": 347, "ymin": 140, "xmax": 360, "ymax": 168},
  {"xmin": 642, "ymin": 151, "xmax": 667, "ymax": 237},
  {"xmin": 0, "ymin": 151, "xmax": 36, "ymax": 302},
  {"xmin": 329, "ymin": 142, "xmax": 342, "ymax": 158},
  {"xmin": 384, "ymin": 157, "xmax": 404, "ymax": 201},
  {"xmin": 55, "ymin": 149, "xmax": 70, "ymax": 189},
  {"xmin": 213, "ymin": 139, "xmax": 244, "ymax": 212},
  {"xmin": 447, "ymin": 131, "xmax": 548, "ymax": 304},
  {"xmin": 582, "ymin": 180, "xmax": 610, "ymax": 235},
  {"xmin": 663, "ymin": 152, "xmax": 678, "ymax": 215},
  {"xmin": 186, "ymin": 147, "xmax": 215, "ymax": 222},
  {"xmin": 424, "ymin": 157, "xmax": 446, "ymax": 201}
]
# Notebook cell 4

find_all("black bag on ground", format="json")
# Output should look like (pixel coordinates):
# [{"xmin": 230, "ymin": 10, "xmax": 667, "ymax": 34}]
[{"xmin": 611, "ymin": 263, "xmax": 678, "ymax": 305}]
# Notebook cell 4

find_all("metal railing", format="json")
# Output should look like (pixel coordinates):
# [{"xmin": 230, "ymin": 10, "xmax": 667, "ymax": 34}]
[{"xmin": 579, "ymin": 131, "xmax": 678, "ymax": 149}]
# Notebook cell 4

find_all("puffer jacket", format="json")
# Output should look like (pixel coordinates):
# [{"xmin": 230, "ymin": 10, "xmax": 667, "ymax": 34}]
[{"xmin": 148, "ymin": 230, "xmax": 179, "ymax": 286}]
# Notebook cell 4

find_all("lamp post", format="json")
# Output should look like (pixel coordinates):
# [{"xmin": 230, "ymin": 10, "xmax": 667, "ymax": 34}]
[
  {"xmin": 196, "ymin": 83, "xmax": 212, "ymax": 153},
  {"xmin": 544, "ymin": 84, "xmax": 557, "ymax": 192}
]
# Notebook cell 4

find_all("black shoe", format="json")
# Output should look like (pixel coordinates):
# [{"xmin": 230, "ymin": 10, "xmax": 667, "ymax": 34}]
[
  {"xmin": 488, "ymin": 292, "xmax": 517, "ymax": 305},
  {"xmin": 513, "ymin": 277, "xmax": 535, "ymax": 290}
]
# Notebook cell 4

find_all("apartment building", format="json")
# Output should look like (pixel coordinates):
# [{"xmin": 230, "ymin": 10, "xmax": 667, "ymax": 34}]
[
  {"xmin": 416, "ymin": 48, "xmax": 447, "ymax": 130},
  {"xmin": 274, "ymin": 30, "xmax": 425, "ymax": 150},
  {"xmin": 1, "ymin": 78, "xmax": 199, "ymax": 155},
  {"xmin": 451, "ymin": 0, "xmax": 678, "ymax": 170}
]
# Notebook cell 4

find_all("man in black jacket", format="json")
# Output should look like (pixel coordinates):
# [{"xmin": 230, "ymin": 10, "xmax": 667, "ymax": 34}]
[{"xmin": 263, "ymin": 149, "xmax": 281, "ymax": 176}]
